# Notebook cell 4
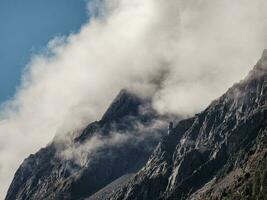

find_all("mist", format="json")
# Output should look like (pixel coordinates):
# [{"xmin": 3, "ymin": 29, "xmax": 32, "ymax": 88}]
[
  {"xmin": 1, "ymin": 0, "xmax": 267, "ymax": 198},
  {"xmin": 57, "ymin": 118, "xmax": 167, "ymax": 168}
]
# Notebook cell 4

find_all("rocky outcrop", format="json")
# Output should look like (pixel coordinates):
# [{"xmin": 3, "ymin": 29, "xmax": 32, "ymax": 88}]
[
  {"xmin": 5, "ymin": 51, "xmax": 267, "ymax": 200},
  {"xmin": 109, "ymin": 52, "xmax": 267, "ymax": 200},
  {"xmin": 5, "ymin": 90, "xmax": 169, "ymax": 200}
]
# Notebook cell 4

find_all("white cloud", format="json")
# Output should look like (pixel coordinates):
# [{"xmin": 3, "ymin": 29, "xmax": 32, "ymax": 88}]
[
  {"xmin": 0, "ymin": 0, "xmax": 267, "ymax": 198},
  {"xmin": 58, "ymin": 118, "xmax": 166, "ymax": 168}
]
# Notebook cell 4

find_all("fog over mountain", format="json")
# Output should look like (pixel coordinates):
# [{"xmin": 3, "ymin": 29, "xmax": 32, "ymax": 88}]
[{"xmin": 0, "ymin": 0, "xmax": 267, "ymax": 198}]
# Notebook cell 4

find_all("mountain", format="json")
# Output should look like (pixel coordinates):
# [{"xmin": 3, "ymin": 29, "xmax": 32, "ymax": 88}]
[
  {"xmin": 5, "ymin": 90, "xmax": 170, "ymax": 200},
  {"xmin": 5, "ymin": 51, "xmax": 267, "ymax": 200},
  {"xmin": 109, "ymin": 51, "xmax": 267, "ymax": 200}
]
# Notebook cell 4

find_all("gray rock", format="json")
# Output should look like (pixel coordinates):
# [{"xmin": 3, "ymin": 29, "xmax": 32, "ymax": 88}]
[
  {"xmin": 5, "ymin": 51, "xmax": 267, "ymax": 200},
  {"xmin": 5, "ymin": 90, "xmax": 170, "ymax": 200},
  {"xmin": 108, "ymin": 51, "xmax": 267, "ymax": 200}
]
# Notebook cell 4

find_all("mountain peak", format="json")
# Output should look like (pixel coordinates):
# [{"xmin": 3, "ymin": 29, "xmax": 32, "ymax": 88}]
[
  {"xmin": 256, "ymin": 49, "xmax": 267, "ymax": 69},
  {"xmin": 100, "ymin": 89, "xmax": 143, "ymax": 123},
  {"xmin": 244, "ymin": 50, "xmax": 267, "ymax": 81},
  {"xmin": 5, "ymin": 51, "xmax": 267, "ymax": 200},
  {"xmin": 261, "ymin": 49, "xmax": 267, "ymax": 60},
  {"xmin": 108, "ymin": 52, "xmax": 267, "ymax": 200}
]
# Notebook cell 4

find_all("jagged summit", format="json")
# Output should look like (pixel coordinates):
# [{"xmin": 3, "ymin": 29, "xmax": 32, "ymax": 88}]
[
  {"xmin": 261, "ymin": 49, "xmax": 267, "ymax": 60},
  {"xmin": 101, "ymin": 89, "xmax": 143, "ymax": 123},
  {"xmin": 5, "ymin": 51, "xmax": 267, "ymax": 200},
  {"xmin": 257, "ymin": 49, "xmax": 267, "ymax": 69},
  {"xmin": 5, "ymin": 88, "xmax": 167, "ymax": 200},
  {"xmin": 109, "ymin": 52, "xmax": 267, "ymax": 200},
  {"xmin": 250, "ymin": 49, "xmax": 267, "ymax": 74}
]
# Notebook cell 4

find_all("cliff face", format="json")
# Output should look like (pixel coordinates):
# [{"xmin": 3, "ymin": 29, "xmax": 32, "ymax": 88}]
[
  {"xmin": 5, "ymin": 52, "xmax": 267, "ymax": 200},
  {"xmin": 5, "ymin": 90, "xmax": 169, "ymax": 200},
  {"xmin": 109, "ymin": 52, "xmax": 267, "ymax": 200}
]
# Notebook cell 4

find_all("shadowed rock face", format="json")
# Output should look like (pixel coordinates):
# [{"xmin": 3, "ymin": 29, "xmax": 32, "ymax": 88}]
[
  {"xmin": 5, "ymin": 52, "xmax": 267, "ymax": 200},
  {"xmin": 109, "ymin": 52, "xmax": 267, "ymax": 200},
  {"xmin": 5, "ymin": 90, "xmax": 169, "ymax": 200}
]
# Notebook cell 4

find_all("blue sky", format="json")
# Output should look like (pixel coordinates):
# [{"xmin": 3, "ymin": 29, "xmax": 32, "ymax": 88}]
[{"xmin": 0, "ymin": 0, "xmax": 88, "ymax": 104}]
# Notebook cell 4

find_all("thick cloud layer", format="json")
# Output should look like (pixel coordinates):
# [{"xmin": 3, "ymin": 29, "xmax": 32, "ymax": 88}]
[{"xmin": 0, "ymin": 0, "xmax": 267, "ymax": 198}]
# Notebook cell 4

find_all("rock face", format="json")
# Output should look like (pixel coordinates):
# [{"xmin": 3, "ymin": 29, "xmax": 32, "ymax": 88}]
[
  {"xmin": 109, "ymin": 52, "xmax": 267, "ymax": 200},
  {"xmin": 5, "ymin": 90, "xmax": 169, "ymax": 200},
  {"xmin": 5, "ymin": 52, "xmax": 267, "ymax": 200}
]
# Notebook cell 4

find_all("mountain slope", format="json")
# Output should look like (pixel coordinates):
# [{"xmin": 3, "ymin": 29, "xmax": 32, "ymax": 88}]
[
  {"xmin": 109, "ymin": 51, "xmax": 267, "ymax": 200},
  {"xmin": 5, "ymin": 51, "xmax": 267, "ymax": 200},
  {"xmin": 5, "ymin": 90, "xmax": 169, "ymax": 200}
]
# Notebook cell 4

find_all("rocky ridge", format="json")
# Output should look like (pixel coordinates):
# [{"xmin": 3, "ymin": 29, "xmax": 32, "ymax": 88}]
[
  {"xmin": 5, "ymin": 51, "xmax": 267, "ymax": 200},
  {"xmin": 5, "ymin": 90, "xmax": 169, "ymax": 200},
  {"xmin": 108, "ymin": 51, "xmax": 267, "ymax": 200}
]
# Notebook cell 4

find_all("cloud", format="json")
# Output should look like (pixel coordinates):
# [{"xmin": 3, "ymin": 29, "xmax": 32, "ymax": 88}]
[
  {"xmin": 152, "ymin": 0, "xmax": 267, "ymax": 116},
  {"xmin": 58, "ymin": 118, "xmax": 167, "ymax": 168},
  {"xmin": 0, "ymin": 0, "xmax": 267, "ymax": 198}
]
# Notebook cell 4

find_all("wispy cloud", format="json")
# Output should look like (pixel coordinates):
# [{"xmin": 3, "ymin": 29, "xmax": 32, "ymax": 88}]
[
  {"xmin": 1, "ymin": 0, "xmax": 267, "ymax": 198},
  {"xmin": 57, "ymin": 118, "xmax": 166, "ymax": 168}
]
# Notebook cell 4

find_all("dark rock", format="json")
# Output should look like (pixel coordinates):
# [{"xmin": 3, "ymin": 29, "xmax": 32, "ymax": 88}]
[
  {"xmin": 108, "ymin": 51, "xmax": 267, "ymax": 200},
  {"xmin": 5, "ymin": 90, "xmax": 170, "ymax": 200},
  {"xmin": 5, "ymin": 51, "xmax": 267, "ymax": 200}
]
